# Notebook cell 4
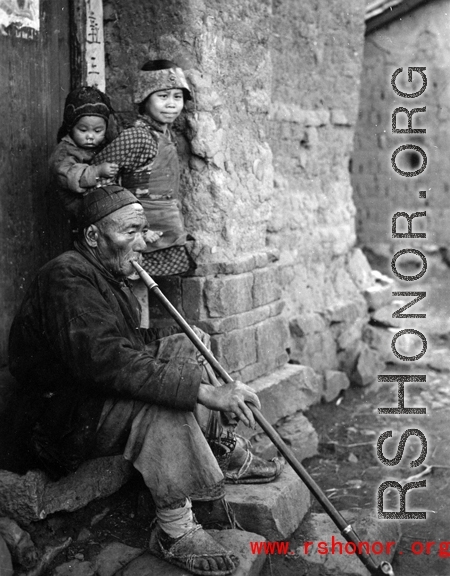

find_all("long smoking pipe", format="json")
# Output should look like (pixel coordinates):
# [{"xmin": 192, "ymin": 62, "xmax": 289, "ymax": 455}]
[{"xmin": 132, "ymin": 260, "xmax": 395, "ymax": 576}]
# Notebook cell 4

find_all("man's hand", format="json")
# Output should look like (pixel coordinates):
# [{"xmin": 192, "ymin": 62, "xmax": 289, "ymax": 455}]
[{"xmin": 197, "ymin": 380, "xmax": 261, "ymax": 429}]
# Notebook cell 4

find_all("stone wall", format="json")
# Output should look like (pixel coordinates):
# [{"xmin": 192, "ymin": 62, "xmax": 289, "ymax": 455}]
[
  {"xmin": 268, "ymin": 0, "xmax": 370, "ymax": 376},
  {"xmin": 102, "ymin": 0, "xmax": 370, "ymax": 383},
  {"xmin": 352, "ymin": 0, "xmax": 450, "ymax": 257}
]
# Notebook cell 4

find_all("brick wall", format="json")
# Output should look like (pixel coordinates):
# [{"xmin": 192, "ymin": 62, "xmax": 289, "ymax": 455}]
[{"xmin": 352, "ymin": 0, "xmax": 450, "ymax": 255}]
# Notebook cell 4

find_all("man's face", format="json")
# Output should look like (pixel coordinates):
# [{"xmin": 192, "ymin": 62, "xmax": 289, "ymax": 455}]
[
  {"xmin": 144, "ymin": 88, "xmax": 184, "ymax": 126},
  {"xmin": 71, "ymin": 116, "xmax": 107, "ymax": 149},
  {"xmin": 93, "ymin": 203, "xmax": 147, "ymax": 277}
]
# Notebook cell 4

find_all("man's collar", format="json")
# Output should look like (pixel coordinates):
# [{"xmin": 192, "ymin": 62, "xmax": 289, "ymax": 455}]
[{"xmin": 74, "ymin": 240, "xmax": 128, "ymax": 288}]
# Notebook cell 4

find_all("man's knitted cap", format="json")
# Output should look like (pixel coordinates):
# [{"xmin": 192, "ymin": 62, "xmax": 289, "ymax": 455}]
[
  {"xmin": 134, "ymin": 59, "xmax": 192, "ymax": 103},
  {"xmin": 79, "ymin": 185, "xmax": 141, "ymax": 228},
  {"xmin": 63, "ymin": 86, "xmax": 113, "ymax": 130}
]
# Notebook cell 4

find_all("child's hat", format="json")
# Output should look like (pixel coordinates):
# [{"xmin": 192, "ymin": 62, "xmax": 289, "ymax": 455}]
[
  {"xmin": 63, "ymin": 86, "xmax": 113, "ymax": 130},
  {"xmin": 134, "ymin": 59, "xmax": 192, "ymax": 103}
]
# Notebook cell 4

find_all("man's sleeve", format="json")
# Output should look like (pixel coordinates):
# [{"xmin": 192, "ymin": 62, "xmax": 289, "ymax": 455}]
[{"xmin": 40, "ymin": 260, "xmax": 202, "ymax": 411}]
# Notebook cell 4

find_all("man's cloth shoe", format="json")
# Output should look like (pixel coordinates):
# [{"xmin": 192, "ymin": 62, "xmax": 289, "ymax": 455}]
[
  {"xmin": 225, "ymin": 451, "xmax": 284, "ymax": 484},
  {"xmin": 149, "ymin": 521, "xmax": 239, "ymax": 575}
]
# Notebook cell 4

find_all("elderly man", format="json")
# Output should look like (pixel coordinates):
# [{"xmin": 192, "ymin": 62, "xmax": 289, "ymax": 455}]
[{"xmin": 8, "ymin": 186, "xmax": 281, "ymax": 575}]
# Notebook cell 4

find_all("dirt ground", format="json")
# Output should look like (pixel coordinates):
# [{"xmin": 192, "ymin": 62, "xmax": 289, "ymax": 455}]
[{"xmin": 19, "ymin": 257, "xmax": 450, "ymax": 576}]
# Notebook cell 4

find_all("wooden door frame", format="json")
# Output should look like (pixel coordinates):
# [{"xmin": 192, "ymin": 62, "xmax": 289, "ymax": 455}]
[{"xmin": 70, "ymin": 0, "xmax": 105, "ymax": 90}]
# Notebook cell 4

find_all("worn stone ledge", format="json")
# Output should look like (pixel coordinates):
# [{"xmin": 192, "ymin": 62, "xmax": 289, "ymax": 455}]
[
  {"xmin": 192, "ymin": 249, "xmax": 279, "ymax": 277},
  {"xmin": 0, "ymin": 456, "xmax": 133, "ymax": 523},
  {"xmin": 231, "ymin": 351, "xmax": 289, "ymax": 384},
  {"xmin": 196, "ymin": 300, "xmax": 285, "ymax": 334},
  {"xmin": 236, "ymin": 363, "xmax": 321, "ymax": 439},
  {"xmin": 269, "ymin": 103, "xmax": 330, "ymax": 126},
  {"xmin": 226, "ymin": 466, "xmax": 310, "ymax": 541}
]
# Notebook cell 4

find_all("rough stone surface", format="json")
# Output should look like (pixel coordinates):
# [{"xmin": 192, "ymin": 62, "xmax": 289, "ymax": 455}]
[
  {"xmin": 322, "ymin": 370, "xmax": 350, "ymax": 402},
  {"xmin": 205, "ymin": 274, "xmax": 254, "ymax": 318},
  {"xmin": 251, "ymin": 412, "xmax": 319, "ymax": 462},
  {"xmin": 93, "ymin": 542, "xmax": 143, "ymax": 576},
  {"xmin": 363, "ymin": 272, "xmax": 394, "ymax": 311},
  {"xmin": 112, "ymin": 529, "xmax": 266, "ymax": 576},
  {"xmin": 296, "ymin": 509, "xmax": 400, "ymax": 575},
  {"xmin": 351, "ymin": 344, "xmax": 385, "ymax": 387},
  {"xmin": 54, "ymin": 560, "xmax": 96, "ymax": 576},
  {"xmin": 0, "ymin": 534, "xmax": 13, "ymax": 576},
  {"xmin": 225, "ymin": 466, "xmax": 310, "ymax": 540},
  {"xmin": 236, "ymin": 364, "xmax": 321, "ymax": 440},
  {"xmin": 371, "ymin": 304, "xmax": 404, "ymax": 329},
  {"xmin": 362, "ymin": 324, "xmax": 393, "ymax": 361},
  {"xmin": 0, "ymin": 456, "xmax": 133, "ymax": 523}
]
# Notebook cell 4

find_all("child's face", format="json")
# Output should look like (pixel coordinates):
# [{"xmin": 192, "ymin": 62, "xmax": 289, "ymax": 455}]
[
  {"xmin": 144, "ymin": 88, "xmax": 184, "ymax": 125},
  {"xmin": 71, "ymin": 116, "xmax": 107, "ymax": 149}
]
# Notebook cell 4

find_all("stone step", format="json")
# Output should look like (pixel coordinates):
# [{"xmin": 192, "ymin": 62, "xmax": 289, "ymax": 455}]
[
  {"xmin": 0, "ymin": 456, "xmax": 133, "ymax": 523},
  {"xmin": 294, "ymin": 510, "xmax": 401, "ymax": 575},
  {"xmin": 225, "ymin": 466, "xmax": 311, "ymax": 540},
  {"xmin": 99, "ymin": 530, "xmax": 266, "ymax": 576},
  {"xmin": 236, "ymin": 363, "xmax": 321, "ymax": 441}
]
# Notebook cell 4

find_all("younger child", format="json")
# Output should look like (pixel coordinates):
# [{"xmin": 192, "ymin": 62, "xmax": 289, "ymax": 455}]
[
  {"xmin": 49, "ymin": 86, "xmax": 119, "ymax": 219},
  {"xmin": 93, "ymin": 59, "xmax": 194, "ymax": 278}
]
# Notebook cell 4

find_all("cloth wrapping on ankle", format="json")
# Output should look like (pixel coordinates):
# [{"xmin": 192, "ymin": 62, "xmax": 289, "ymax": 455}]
[{"xmin": 157, "ymin": 498, "xmax": 196, "ymax": 539}]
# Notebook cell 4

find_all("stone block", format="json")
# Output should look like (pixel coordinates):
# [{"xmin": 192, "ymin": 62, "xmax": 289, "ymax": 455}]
[
  {"xmin": 335, "ymin": 317, "xmax": 366, "ymax": 352},
  {"xmin": 362, "ymin": 324, "xmax": 395, "ymax": 362},
  {"xmin": 54, "ymin": 560, "xmax": 96, "ymax": 576},
  {"xmin": 231, "ymin": 350, "xmax": 289, "ymax": 384},
  {"xmin": 181, "ymin": 276, "xmax": 207, "ymax": 321},
  {"xmin": 236, "ymin": 364, "xmax": 321, "ymax": 439},
  {"xmin": 291, "ymin": 329, "xmax": 339, "ymax": 373},
  {"xmin": 346, "ymin": 248, "xmax": 374, "ymax": 291},
  {"xmin": 371, "ymin": 304, "xmax": 404, "ymax": 328},
  {"xmin": 0, "ymin": 535, "xmax": 13, "ymax": 576},
  {"xmin": 325, "ymin": 301, "xmax": 363, "ymax": 325},
  {"xmin": 93, "ymin": 542, "xmax": 143, "ymax": 576},
  {"xmin": 212, "ymin": 326, "xmax": 257, "ymax": 373},
  {"xmin": 323, "ymin": 370, "xmax": 350, "ymax": 402},
  {"xmin": 252, "ymin": 266, "xmax": 281, "ymax": 308},
  {"xmin": 363, "ymin": 271, "xmax": 393, "ymax": 311},
  {"xmin": 290, "ymin": 312, "xmax": 327, "ymax": 337},
  {"xmin": 205, "ymin": 273, "xmax": 254, "ymax": 317},
  {"xmin": 255, "ymin": 316, "xmax": 289, "ymax": 365},
  {"xmin": 296, "ymin": 509, "xmax": 400, "ymax": 576},
  {"xmin": 0, "ymin": 456, "xmax": 133, "ymax": 523},
  {"xmin": 277, "ymin": 412, "xmax": 319, "ymax": 461},
  {"xmin": 112, "ymin": 529, "xmax": 266, "ymax": 576},
  {"xmin": 351, "ymin": 344, "xmax": 385, "ymax": 387},
  {"xmin": 226, "ymin": 466, "xmax": 310, "ymax": 540},
  {"xmin": 197, "ymin": 300, "xmax": 285, "ymax": 335}
]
